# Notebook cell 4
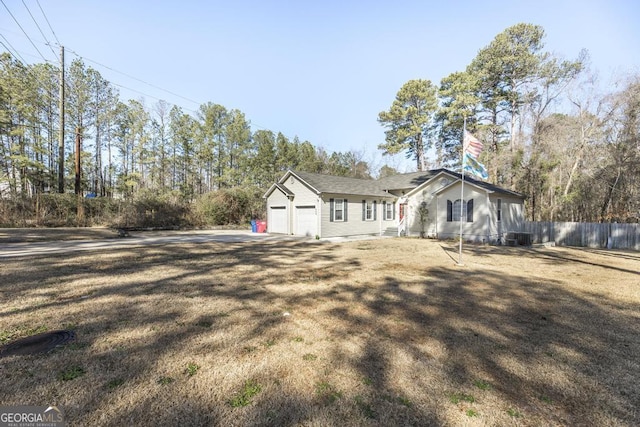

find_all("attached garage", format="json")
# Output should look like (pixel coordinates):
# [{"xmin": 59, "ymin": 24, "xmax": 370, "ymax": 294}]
[
  {"xmin": 268, "ymin": 206, "xmax": 288, "ymax": 234},
  {"xmin": 295, "ymin": 206, "xmax": 317, "ymax": 237}
]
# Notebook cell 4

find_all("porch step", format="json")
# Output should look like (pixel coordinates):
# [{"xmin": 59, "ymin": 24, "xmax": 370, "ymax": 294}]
[{"xmin": 382, "ymin": 227, "xmax": 398, "ymax": 237}]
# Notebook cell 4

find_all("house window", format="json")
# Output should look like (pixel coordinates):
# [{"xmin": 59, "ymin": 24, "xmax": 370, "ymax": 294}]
[
  {"xmin": 447, "ymin": 199, "xmax": 474, "ymax": 222},
  {"xmin": 330, "ymin": 198, "xmax": 348, "ymax": 222},
  {"xmin": 383, "ymin": 201, "xmax": 395, "ymax": 220},
  {"xmin": 335, "ymin": 199, "xmax": 344, "ymax": 221},
  {"xmin": 497, "ymin": 199, "xmax": 502, "ymax": 221},
  {"xmin": 362, "ymin": 200, "xmax": 376, "ymax": 221}
]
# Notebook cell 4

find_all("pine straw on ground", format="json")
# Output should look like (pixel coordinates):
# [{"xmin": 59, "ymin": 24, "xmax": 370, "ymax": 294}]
[{"xmin": 0, "ymin": 238, "xmax": 638, "ymax": 426}]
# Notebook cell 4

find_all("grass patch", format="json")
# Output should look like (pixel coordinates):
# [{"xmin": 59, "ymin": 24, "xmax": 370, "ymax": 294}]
[
  {"xmin": 315, "ymin": 381, "xmax": 342, "ymax": 404},
  {"xmin": 66, "ymin": 342, "xmax": 89, "ymax": 351},
  {"xmin": 0, "ymin": 325, "xmax": 48, "ymax": 343},
  {"xmin": 396, "ymin": 395, "xmax": 412, "ymax": 407},
  {"xmin": 302, "ymin": 353, "xmax": 317, "ymax": 361},
  {"xmin": 473, "ymin": 379, "xmax": 492, "ymax": 390},
  {"xmin": 448, "ymin": 392, "xmax": 475, "ymax": 404},
  {"xmin": 185, "ymin": 363, "xmax": 200, "ymax": 377},
  {"xmin": 229, "ymin": 380, "xmax": 262, "ymax": 408},
  {"xmin": 243, "ymin": 345, "xmax": 258, "ymax": 353},
  {"xmin": 466, "ymin": 409, "xmax": 479, "ymax": 417},
  {"xmin": 383, "ymin": 394, "xmax": 412, "ymax": 407},
  {"xmin": 539, "ymin": 395, "xmax": 552, "ymax": 404},
  {"xmin": 58, "ymin": 366, "xmax": 85, "ymax": 381},
  {"xmin": 157, "ymin": 376, "xmax": 174, "ymax": 385},
  {"xmin": 292, "ymin": 336, "xmax": 304, "ymax": 342},
  {"xmin": 107, "ymin": 378, "xmax": 125, "ymax": 390},
  {"xmin": 354, "ymin": 395, "xmax": 376, "ymax": 419},
  {"xmin": 264, "ymin": 339, "xmax": 276, "ymax": 348},
  {"xmin": 507, "ymin": 408, "xmax": 522, "ymax": 418}
]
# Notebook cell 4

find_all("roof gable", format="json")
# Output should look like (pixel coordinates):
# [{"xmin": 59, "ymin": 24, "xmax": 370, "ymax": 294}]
[
  {"xmin": 435, "ymin": 171, "xmax": 525, "ymax": 198},
  {"xmin": 263, "ymin": 182, "xmax": 294, "ymax": 199}
]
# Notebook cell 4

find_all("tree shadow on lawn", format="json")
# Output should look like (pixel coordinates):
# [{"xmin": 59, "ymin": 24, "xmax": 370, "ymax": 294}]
[
  {"xmin": 0, "ymin": 240, "xmax": 638, "ymax": 426},
  {"xmin": 323, "ymin": 267, "xmax": 639, "ymax": 426}
]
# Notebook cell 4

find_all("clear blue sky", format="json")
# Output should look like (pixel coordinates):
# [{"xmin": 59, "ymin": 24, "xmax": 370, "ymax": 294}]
[{"xmin": 2, "ymin": 0, "xmax": 639, "ymax": 172}]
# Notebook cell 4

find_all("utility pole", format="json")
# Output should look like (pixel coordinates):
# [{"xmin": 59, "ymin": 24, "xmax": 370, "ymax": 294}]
[
  {"xmin": 75, "ymin": 127, "xmax": 81, "ymax": 195},
  {"xmin": 57, "ymin": 45, "xmax": 65, "ymax": 193},
  {"xmin": 75, "ymin": 126, "xmax": 84, "ymax": 223}
]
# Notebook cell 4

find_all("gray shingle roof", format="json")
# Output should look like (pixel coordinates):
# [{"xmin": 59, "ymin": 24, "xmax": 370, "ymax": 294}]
[
  {"xmin": 283, "ymin": 169, "xmax": 525, "ymax": 199},
  {"xmin": 442, "ymin": 170, "xmax": 525, "ymax": 198},
  {"xmin": 376, "ymin": 169, "xmax": 447, "ymax": 190},
  {"xmin": 286, "ymin": 171, "xmax": 392, "ymax": 198}
]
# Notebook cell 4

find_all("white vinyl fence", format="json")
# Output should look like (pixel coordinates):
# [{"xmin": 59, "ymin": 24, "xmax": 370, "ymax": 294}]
[{"xmin": 523, "ymin": 221, "xmax": 640, "ymax": 250}]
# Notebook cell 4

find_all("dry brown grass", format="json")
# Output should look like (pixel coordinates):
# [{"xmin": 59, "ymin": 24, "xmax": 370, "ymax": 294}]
[{"xmin": 0, "ymin": 237, "xmax": 639, "ymax": 426}]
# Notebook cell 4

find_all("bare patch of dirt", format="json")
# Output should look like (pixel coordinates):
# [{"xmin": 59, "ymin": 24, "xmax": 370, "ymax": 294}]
[{"xmin": 0, "ymin": 238, "xmax": 638, "ymax": 426}]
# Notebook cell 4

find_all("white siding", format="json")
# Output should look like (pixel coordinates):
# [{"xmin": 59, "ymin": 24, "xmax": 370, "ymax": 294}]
[
  {"xmin": 437, "ymin": 183, "xmax": 489, "ymax": 242},
  {"xmin": 266, "ymin": 188, "xmax": 290, "ymax": 234},
  {"xmin": 320, "ymin": 194, "xmax": 395, "ymax": 238},
  {"xmin": 286, "ymin": 175, "xmax": 321, "ymax": 236},
  {"xmin": 405, "ymin": 189, "xmax": 439, "ymax": 237}
]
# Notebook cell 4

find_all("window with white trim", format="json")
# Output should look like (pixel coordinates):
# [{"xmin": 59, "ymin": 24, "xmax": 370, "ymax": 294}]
[
  {"xmin": 447, "ymin": 199, "xmax": 474, "ymax": 222},
  {"xmin": 383, "ymin": 201, "xmax": 395, "ymax": 220},
  {"xmin": 330, "ymin": 198, "xmax": 348, "ymax": 222},
  {"xmin": 365, "ymin": 201, "xmax": 373, "ymax": 220},
  {"xmin": 334, "ymin": 199, "xmax": 344, "ymax": 221}
]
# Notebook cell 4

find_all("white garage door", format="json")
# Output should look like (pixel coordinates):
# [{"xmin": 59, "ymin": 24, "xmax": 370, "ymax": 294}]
[
  {"xmin": 269, "ymin": 206, "xmax": 287, "ymax": 234},
  {"xmin": 295, "ymin": 206, "xmax": 317, "ymax": 237}
]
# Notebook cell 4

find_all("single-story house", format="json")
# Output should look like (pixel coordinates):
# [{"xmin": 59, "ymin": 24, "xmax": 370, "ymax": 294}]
[{"xmin": 263, "ymin": 169, "xmax": 525, "ymax": 243}]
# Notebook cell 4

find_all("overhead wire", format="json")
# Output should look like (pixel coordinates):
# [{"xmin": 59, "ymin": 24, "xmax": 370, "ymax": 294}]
[
  {"xmin": 35, "ymin": 0, "xmax": 60, "ymax": 46},
  {"xmin": 67, "ymin": 49, "xmax": 202, "ymax": 108},
  {"xmin": 0, "ymin": 35, "xmax": 61, "ymax": 110},
  {"xmin": 0, "ymin": 34, "xmax": 29, "ymax": 64},
  {"xmin": 0, "ymin": 0, "xmax": 50, "ymax": 63},
  {"xmin": 21, "ymin": 0, "xmax": 56, "ymax": 58},
  {"xmin": 1, "ymin": 14, "xmax": 297, "ymax": 142}
]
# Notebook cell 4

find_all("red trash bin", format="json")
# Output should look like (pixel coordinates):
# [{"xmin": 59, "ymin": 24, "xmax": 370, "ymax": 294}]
[{"xmin": 257, "ymin": 221, "xmax": 267, "ymax": 233}]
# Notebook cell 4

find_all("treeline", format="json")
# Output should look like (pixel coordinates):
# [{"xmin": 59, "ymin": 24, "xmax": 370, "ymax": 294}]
[
  {"xmin": 0, "ymin": 52, "xmax": 376, "ymax": 226},
  {"xmin": 0, "ymin": 53, "xmax": 374, "ymax": 200},
  {"xmin": 2, "ymin": 22, "xmax": 639, "ymax": 227},
  {"xmin": 379, "ymin": 23, "xmax": 640, "ymax": 223}
]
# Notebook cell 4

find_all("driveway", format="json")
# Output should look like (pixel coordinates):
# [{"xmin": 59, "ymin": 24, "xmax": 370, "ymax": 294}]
[{"xmin": 0, "ymin": 230, "xmax": 302, "ymax": 258}]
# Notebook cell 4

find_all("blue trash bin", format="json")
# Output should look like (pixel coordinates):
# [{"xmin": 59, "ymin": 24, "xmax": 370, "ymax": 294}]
[{"xmin": 250, "ymin": 220, "xmax": 257, "ymax": 233}]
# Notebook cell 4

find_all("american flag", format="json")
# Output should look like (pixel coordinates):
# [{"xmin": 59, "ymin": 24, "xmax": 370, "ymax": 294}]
[{"xmin": 463, "ymin": 130, "xmax": 483, "ymax": 159}]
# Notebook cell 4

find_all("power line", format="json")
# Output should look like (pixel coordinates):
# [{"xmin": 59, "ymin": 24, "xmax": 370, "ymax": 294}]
[
  {"xmin": 35, "ymin": 0, "xmax": 60, "ymax": 46},
  {"xmin": 0, "ymin": 37, "xmax": 60, "ymax": 106},
  {"xmin": 68, "ymin": 49, "xmax": 202, "ymax": 107},
  {"xmin": 0, "ymin": 34, "xmax": 29, "ymax": 64},
  {"xmin": 2, "ymin": 27, "xmax": 298, "ymax": 141},
  {"xmin": 21, "ymin": 0, "xmax": 57, "ymax": 58},
  {"xmin": 0, "ymin": 0, "xmax": 49, "ymax": 62}
]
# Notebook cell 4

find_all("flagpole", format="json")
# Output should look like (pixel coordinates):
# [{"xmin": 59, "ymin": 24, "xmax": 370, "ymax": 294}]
[{"xmin": 458, "ymin": 116, "xmax": 466, "ymax": 266}]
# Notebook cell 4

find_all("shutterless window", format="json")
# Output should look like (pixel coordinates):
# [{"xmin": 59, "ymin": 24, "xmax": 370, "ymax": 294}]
[{"xmin": 385, "ymin": 202, "xmax": 393, "ymax": 220}]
